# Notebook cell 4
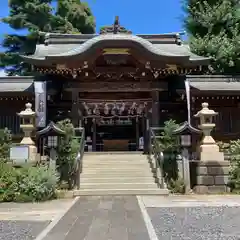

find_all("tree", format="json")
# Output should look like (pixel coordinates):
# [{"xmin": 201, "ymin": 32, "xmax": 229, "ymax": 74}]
[
  {"xmin": 184, "ymin": 0, "xmax": 240, "ymax": 74},
  {"xmin": 0, "ymin": 0, "xmax": 54, "ymax": 75},
  {"xmin": 55, "ymin": 0, "xmax": 95, "ymax": 34},
  {"xmin": 0, "ymin": 0, "xmax": 95, "ymax": 76}
]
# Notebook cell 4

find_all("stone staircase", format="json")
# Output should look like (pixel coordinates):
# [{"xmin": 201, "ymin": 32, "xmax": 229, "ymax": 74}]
[{"xmin": 74, "ymin": 152, "xmax": 169, "ymax": 196}]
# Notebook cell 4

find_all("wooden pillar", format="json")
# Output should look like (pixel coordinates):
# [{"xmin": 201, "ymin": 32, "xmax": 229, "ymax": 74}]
[
  {"xmin": 92, "ymin": 118, "xmax": 96, "ymax": 152},
  {"xmin": 151, "ymin": 90, "xmax": 160, "ymax": 127},
  {"xmin": 71, "ymin": 90, "xmax": 79, "ymax": 127},
  {"xmin": 143, "ymin": 115, "xmax": 150, "ymax": 154},
  {"xmin": 136, "ymin": 117, "xmax": 139, "ymax": 151}
]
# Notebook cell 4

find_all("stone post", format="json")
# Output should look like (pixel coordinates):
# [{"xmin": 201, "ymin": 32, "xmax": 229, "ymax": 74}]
[{"xmin": 192, "ymin": 102, "xmax": 230, "ymax": 193}]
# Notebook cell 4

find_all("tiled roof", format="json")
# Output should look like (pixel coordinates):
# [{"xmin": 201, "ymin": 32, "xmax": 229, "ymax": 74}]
[
  {"xmin": 187, "ymin": 75, "xmax": 240, "ymax": 91},
  {"xmin": 21, "ymin": 32, "xmax": 209, "ymax": 65},
  {"xmin": 0, "ymin": 76, "xmax": 34, "ymax": 92}
]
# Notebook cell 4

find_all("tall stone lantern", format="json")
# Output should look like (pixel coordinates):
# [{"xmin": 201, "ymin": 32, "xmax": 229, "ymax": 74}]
[
  {"xmin": 11, "ymin": 103, "xmax": 38, "ymax": 164},
  {"xmin": 18, "ymin": 103, "xmax": 36, "ymax": 145},
  {"xmin": 194, "ymin": 102, "xmax": 224, "ymax": 161}
]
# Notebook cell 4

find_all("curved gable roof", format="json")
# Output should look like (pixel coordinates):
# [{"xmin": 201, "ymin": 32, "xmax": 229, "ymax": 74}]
[{"xmin": 21, "ymin": 33, "xmax": 210, "ymax": 66}]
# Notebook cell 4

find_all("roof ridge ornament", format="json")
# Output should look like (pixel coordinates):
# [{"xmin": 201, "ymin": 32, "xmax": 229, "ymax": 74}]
[
  {"xmin": 113, "ymin": 16, "xmax": 120, "ymax": 34},
  {"xmin": 100, "ymin": 16, "xmax": 132, "ymax": 34}
]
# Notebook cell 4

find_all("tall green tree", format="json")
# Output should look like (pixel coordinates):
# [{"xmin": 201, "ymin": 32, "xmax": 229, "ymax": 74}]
[
  {"xmin": 184, "ymin": 0, "xmax": 240, "ymax": 74},
  {"xmin": 0, "ymin": 0, "xmax": 95, "ymax": 76},
  {"xmin": 56, "ymin": 0, "xmax": 95, "ymax": 34}
]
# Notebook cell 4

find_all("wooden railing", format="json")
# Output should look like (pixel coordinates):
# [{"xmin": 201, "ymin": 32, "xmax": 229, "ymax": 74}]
[
  {"xmin": 73, "ymin": 128, "xmax": 85, "ymax": 190},
  {"xmin": 149, "ymin": 127, "xmax": 167, "ymax": 189}
]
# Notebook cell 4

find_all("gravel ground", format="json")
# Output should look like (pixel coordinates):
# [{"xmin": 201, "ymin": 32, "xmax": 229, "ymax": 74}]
[
  {"xmin": 0, "ymin": 220, "xmax": 50, "ymax": 240},
  {"xmin": 147, "ymin": 206, "xmax": 240, "ymax": 240}
]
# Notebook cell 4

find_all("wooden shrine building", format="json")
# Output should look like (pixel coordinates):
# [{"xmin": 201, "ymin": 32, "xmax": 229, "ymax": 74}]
[{"xmin": 0, "ymin": 17, "xmax": 239, "ymax": 151}]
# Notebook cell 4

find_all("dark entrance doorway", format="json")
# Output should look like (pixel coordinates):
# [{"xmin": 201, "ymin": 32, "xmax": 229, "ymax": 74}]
[
  {"xmin": 79, "ymin": 99, "xmax": 151, "ymax": 152},
  {"xmin": 83, "ymin": 116, "xmax": 145, "ymax": 152}
]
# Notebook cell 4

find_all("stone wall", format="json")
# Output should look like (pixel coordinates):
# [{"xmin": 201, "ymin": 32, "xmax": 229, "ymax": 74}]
[{"xmin": 190, "ymin": 160, "xmax": 230, "ymax": 194}]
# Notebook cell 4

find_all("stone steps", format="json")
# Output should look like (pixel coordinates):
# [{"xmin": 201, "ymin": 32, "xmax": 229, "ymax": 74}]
[
  {"xmin": 80, "ymin": 176, "xmax": 155, "ymax": 183},
  {"xmin": 81, "ymin": 172, "xmax": 154, "ymax": 178},
  {"xmin": 78, "ymin": 153, "xmax": 169, "ymax": 196},
  {"xmin": 80, "ymin": 182, "xmax": 157, "ymax": 189},
  {"xmin": 82, "ymin": 167, "xmax": 153, "ymax": 173},
  {"xmin": 83, "ymin": 160, "xmax": 148, "ymax": 165},
  {"xmin": 74, "ymin": 188, "xmax": 169, "ymax": 196}
]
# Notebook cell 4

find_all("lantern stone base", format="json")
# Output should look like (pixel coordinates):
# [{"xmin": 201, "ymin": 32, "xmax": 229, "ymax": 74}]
[
  {"xmin": 10, "ymin": 145, "xmax": 38, "ymax": 166},
  {"xmin": 20, "ymin": 137, "xmax": 35, "ymax": 145},
  {"xmin": 27, "ymin": 145, "xmax": 38, "ymax": 163},
  {"xmin": 191, "ymin": 160, "xmax": 230, "ymax": 194},
  {"xmin": 199, "ymin": 143, "xmax": 224, "ymax": 161}
]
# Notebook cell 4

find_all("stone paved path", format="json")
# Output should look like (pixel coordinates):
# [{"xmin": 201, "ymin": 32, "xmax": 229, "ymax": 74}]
[
  {"xmin": 41, "ymin": 196, "xmax": 150, "ymax": 240},
  {"xmin": 3, "ymin": 195, "xmax": 240, "ymax": 240}
]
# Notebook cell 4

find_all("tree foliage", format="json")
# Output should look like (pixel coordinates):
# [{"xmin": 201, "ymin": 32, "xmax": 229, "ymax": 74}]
[
  {"xmin": 184, "ymin": 0, "xmax": 240, "ymax": 74},
  {"xmin": 0, "ymin": 0, "xmax": 95, "ymax": 76},
  {"xmin": 158, "ymin": 119, "xmax": 180, "ymax": 153},
  {"xmin": 56, "ymin": 119, "xmax": 79, "ymax": 190},
  {"xmin": 0, "ymin": 128, "xmax": 12, "ymax": 160}
]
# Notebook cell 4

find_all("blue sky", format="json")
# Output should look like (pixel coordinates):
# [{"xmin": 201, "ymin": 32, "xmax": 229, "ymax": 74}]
[
  {"xmin": 0, "ymin": 0, "xmax": 185, "ymax": 75},
  {"xmin": 0, "ymin": 0, "xmax": 185, "ymax": 36}
]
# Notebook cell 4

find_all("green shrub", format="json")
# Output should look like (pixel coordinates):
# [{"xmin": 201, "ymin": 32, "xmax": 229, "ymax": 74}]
[
  {"xmin": 227, "ymin": 140, "xmax": 240, "ymax": 191},
  {"xmin": 17, "ymin": 166, "xmax": 59, "ymax": 201},
  {"xmin": 168, "ymin": 178, "xmax": 185, "ymax": 194},
  {"xmin": 217, "ymin": 141, "xmax": 230, "ymax": 153},
  {"xmin": 0, "ymin": 161, "xmax": 18, "ymax": 201},
  {"xmin": 0, "ymin": 162, "xmax": 59, "ymax": 202}
]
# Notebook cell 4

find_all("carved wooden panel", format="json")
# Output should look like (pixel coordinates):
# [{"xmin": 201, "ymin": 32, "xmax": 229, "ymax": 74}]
[
  {"xmin": 64, "ymin": 81, "xmax": 167, "ymax": 92},
  {"xmin": 80, "ymin": 100, "xmax": 151, "ymax": 116}
]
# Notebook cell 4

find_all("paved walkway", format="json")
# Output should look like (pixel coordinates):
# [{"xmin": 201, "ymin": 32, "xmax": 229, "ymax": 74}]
[
  {"xmin": 40, "ymin": 196, "xmax": 150, "ymax": 240},
  {"xmin": 2, "ymin": 195, "xmax": 240, "ymax": 240}
]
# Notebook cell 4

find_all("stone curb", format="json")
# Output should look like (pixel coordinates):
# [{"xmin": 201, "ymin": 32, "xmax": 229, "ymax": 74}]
[
  {"xmin": 56, "ymin": 190, "xmax": 75, "ymax": 199},
  {"xmin": 34, "ymin": 196, "xmax": 79, "ymax": 240}
]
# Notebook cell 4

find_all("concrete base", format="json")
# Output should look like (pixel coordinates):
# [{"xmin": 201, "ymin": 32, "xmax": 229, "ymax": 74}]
[
  {"xmin": 199, "ymin": 144, "xmax": 224, "ymax": 161},
  {"xmin": 28, "ymin": 145, "xmax": 38, "ymax": 163},
  {"xmin": 11, "ymin": 144, "xmax": 38, "ymax": 166},
  {"xmin": 191, "ymin": 160, "xmax": 230, "ymax": 194}
]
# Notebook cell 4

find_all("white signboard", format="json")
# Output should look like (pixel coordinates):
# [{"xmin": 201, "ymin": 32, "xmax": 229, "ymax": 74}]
[{"xmin": 10, "ymin": 145, "xmax": 29, "ymax": 164}]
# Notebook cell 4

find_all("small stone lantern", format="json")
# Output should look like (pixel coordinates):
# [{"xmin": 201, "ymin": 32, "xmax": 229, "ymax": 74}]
[
  {"xmin": 18, "ymin": 103, "xmax": 36, "ymax": 145},
  {"xmin": 194, "ymin": 102, "xmax": 224, "ymax": 161}
]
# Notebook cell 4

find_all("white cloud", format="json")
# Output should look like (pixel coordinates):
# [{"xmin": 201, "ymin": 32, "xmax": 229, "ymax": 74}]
[{"xmin": 0, "ymin": 70, "xmax": 6, "ymax": 77}]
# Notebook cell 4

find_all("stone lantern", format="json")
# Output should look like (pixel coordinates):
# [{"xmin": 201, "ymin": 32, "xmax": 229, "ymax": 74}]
[
  {"xmin": 18, "ymin": 103, "xmax": 36, "ymax": 145},
  {"xmin": 194, "ymin": 102, "xmax": 224, "ymax": 161},
  {"xmin": 9, "ymin": 102, "xmax": 38, "ymax": 164}
]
